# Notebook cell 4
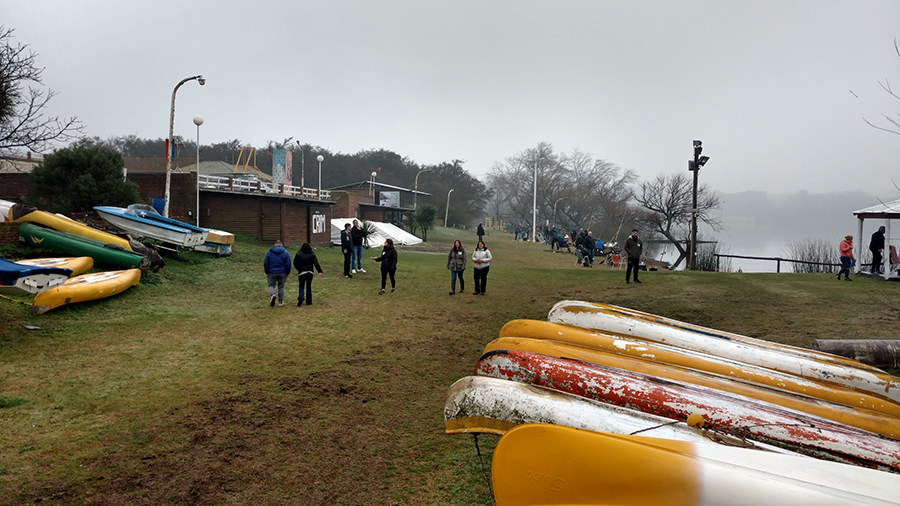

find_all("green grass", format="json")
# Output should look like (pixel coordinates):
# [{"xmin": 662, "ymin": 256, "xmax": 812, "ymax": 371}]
[{"xmin": 0, "ymin": 227, "xmax": 898, "ymax": 504}]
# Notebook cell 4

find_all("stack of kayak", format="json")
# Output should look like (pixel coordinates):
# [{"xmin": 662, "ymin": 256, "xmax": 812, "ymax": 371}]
[{"xmin": 445, "ymin": 300, "xmax": 900, "ymax": 505}]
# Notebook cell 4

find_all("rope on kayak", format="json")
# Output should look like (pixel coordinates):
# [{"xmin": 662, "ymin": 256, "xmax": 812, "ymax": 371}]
[
  {"xmin": 472, "ymin": 434, "xmax": 494, "ymax": 498},
  {"xmin": 630, "ymin": 420, "xmax": 680, "ymax": 435}
]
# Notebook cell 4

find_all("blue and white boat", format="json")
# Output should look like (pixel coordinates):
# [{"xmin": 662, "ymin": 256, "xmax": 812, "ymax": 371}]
[
  {"xmin": 94, "ymin": 204, "xmax": 208, "ymax": 248},
  {"xmin": 0, "ymin": 258, "xmax": 72, "ymax": 295}
]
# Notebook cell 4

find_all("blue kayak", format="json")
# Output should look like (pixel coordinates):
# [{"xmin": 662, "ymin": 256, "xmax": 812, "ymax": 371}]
[{"xmin": 0, "ymin": 257, "xmax": 73, "ymax": 295}]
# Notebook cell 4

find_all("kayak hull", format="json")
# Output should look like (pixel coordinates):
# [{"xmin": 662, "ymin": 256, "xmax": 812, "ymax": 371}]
[{"xmin": 32, "ymin": 269, "xmax": 141, "ymax": 315}]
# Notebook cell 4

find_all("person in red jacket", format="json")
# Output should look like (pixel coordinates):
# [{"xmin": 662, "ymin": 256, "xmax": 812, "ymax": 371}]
[{"xmin": 837, "ymin": 235, "xmax": 854, "ymax": 281}]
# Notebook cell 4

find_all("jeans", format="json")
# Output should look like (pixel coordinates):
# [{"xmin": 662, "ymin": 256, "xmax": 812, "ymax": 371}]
[
  {"xmin": 343, "ymin": 249, "xmax": 352, "ymax": 276},
  {"xmin": 626, "ymin": 258, "xmax": 640, "ymax": 282},
  {"xmin": 451, "ymin": 270, "xmax": 465, "ymax": 292},
  {"xmin": 381, "ymin": 269, "xmax": 396, "ymax": 289},
  {"xmin": 838, "ymin": 256, "xmax": 852, "ymax": 279},
  {"xmin": 297, "ymin": 273, "xmax": 313, "ymax": 304},
  {"xmin": 352, "ymin": 245, "xmax": 364, "ymax": 270},
  {"xmin": 267, "ymin": 273, "xmax": 287, "ymax": 302},
  {"xmin": 473, "ymin": 266, "xmax": 489, "ymax": 294}
]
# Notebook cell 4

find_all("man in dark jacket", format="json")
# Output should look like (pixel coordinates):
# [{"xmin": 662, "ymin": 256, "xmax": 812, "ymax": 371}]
[
  {"xmin": 870, "ymin": 225, "xmax": 886, "ymax": 274},
  {"xmin": 340, "ymin": 223, "xmax": 353, "ymax": 278},
  {"xmin": 477, "ymin": 222, "xmax": 485, "ymax": 243},
  {"xmin": 263, "ymin": 240, "xmax": 291, "ymax": 306},
  {"xmin": 624, "ymin": 229, "xmax": 643, "ymax": 284},
  {"xmin": 350, "ymin": 219, "xmax": 368, "ymax": 274}
]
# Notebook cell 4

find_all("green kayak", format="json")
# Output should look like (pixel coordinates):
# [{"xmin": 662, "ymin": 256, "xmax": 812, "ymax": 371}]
[{"xmin": 18, "ymin": 223, "xmax": 149, "ymax": 271}]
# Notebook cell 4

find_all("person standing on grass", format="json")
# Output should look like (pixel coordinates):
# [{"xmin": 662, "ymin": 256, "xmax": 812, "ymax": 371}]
[
  {"xmin": 293, "ymin": 242, "xmax": 323, "ymax": 306},
  {"xmin": 472, "ymin": 240, "xmax": 492, "ymax": 295},
  {"xmin": 447, "ymin": 239, "xmax": 467, "ymax": 294},
  {"xmin": 263, "ymin": 239, "xmax": 291, "ymax": 306},
  {"xmin": 477, "ymin": 222, "xmax": 485, "ymax": 243},
  {"xmin": 350, "ymin": 219, "xmax": 368, "ymax": 274},
  {"xmin": 870, "ymin": 226, "xmax": 886, "ymax": 274},
  {"xmin": 372, "ymin": 238, "xmax": 398, "ymax": 294},
  {"xmin": 624, "ymin": 229, "xmax": 643, "ymax": 284},
  {"xmin": 340, "ymin": 223, "xmax": 353, "ymax": 278},
  {"xmin": 838, "ymin": 235, "xmax": 854, "ymax": 281}
]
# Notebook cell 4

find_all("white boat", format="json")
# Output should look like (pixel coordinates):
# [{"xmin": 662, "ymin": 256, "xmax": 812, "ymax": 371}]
[
  {"xmin": 94, "ymin": 204, "xmax": 208, "ymax": 248},
  {"xmin": 548, "ymin": 300, "xmax": 900, "ymax": 405}
]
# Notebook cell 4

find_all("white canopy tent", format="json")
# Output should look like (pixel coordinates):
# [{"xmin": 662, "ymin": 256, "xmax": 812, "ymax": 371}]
[
  {"xmin": 852, "ymin": 198, "xmax": 900, "ymax": 279},
  {"xmin": 330, "ymin": 218, "xmax": 423, "ymax": 248}
]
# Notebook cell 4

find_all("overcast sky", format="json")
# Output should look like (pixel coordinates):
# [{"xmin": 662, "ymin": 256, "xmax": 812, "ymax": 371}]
[{"xmin": 6, "ymin": 1, "xmax": 900, "ymax": 195}]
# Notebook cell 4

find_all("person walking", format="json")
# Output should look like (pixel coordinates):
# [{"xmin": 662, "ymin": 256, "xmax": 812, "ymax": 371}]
[
  {"xmin": 263, "ymin": 239, "xmax": 291, "ymax": 306},
  {"xmin": 293, "ymin": 242, "xmax": 323, "ymax": 306},
  {"xmin": 624, "ymin": 229, "xmax": 643, "ymax": 284},
  {"xmin": 340, "ymin": 223, "xmax": 353, "ymax": 278},
  {"xmin": 838, "ymin": 234, "xmax": 854, "ymax": 281},
  {"xmin": 372, "ymin": 238, "xmax": 398, "ymax": 294},
  {"xmin": 869, "ymin": 226, "xmax": 886, "ymax": 274},
  {"xmin": 350, "ymin": 219, "xmax": 368, "ymax": 274},
  {"xmin": 472, "ymin": 240, "xmax": 492, "ymax": 295},
  {"xmin": 447, "ymin": 239, "xmax": 467, "ymax": 294},
  {"xmin": 477, "ymin": 222, "xmax": 485, "ymax": 243}
]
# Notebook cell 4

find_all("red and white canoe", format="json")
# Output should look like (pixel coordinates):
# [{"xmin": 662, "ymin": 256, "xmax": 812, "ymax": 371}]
[
  {"xmin": 548, "ymin": 301, "xmax": 900, "ymax": 405},
  {"xmin": 485, "ymin": 336, "xmax": 900, "ymax": 439},
  {"xmin": 476, "ymin": 349, "xmax": 900, "ymax": 472},
  {"xmin": 492, "ymin": 424, "xmax": 900, "ymax": 506},
  {"xmin": 498, "ymin": 320, "xmax": 900, "ymax": 420}
]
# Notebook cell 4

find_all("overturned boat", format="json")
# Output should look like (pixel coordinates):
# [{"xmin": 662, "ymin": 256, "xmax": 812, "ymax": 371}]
[{"xmin": 94, "ymin": 204, "xmax": 208, "ymax": 248}]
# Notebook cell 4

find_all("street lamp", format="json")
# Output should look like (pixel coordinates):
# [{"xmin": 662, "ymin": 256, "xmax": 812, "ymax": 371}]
[
  {"xmin": 532, "ymin": 150, "xmax": 538, "ymax": 243},
  {"xmin": 164, "ymin": 74, "xmax": 205, "ymax": 217},
  {"xmin": 316, "ymin": 154, "xmax": 324, "ymax": 199},
  {"xmin": 445, "ymin": 189, "xmax": 454, "ymax": 227},
  {"xmin": 414, "ymin": 169, "xmax": 429, "ymax": 209},
  {"xmin": 193, "ymin": 115, "xmax": 203, "ymax": 226},
  {"xmin": 370, "ymin": 171, "xmax": 378, "ymax": 202},
  {"xmin": 688, "ymin": 140, "xmax": 710, "ymax": 270},
  {"xmin": 296, "ymin": 141, "xmax": 304, "ymax": 189}
]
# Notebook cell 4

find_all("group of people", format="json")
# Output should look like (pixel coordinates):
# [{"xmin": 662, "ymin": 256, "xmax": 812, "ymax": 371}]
[
  {"xmin": 446, "ymin": 239, "xmax": 493, "ymax": 295},
  {"xmin": 262, "ymin": 240, "xmax": 324, "ymax": 306},
  {"xmin": 837, "ymin": 225, "xmax": 888, "ymax": 281},
  {"xmin": 339, "ymin": 219, "xmax": 398, "ymax": 294}
]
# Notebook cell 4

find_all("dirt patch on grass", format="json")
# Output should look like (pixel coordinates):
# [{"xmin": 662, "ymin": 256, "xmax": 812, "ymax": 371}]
[{"xmin": 14, "ymin": 342, "xmax": 491, "ymax": 505}]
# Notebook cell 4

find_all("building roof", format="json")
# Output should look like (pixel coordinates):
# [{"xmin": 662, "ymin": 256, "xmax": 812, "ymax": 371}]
[
  {"xmin": 327, "ymin": 180, "xmax": 431, "ymax": 196},
  {"xmin": 853, "ymin": 198, "xmax": 900, "ymax": 219}
]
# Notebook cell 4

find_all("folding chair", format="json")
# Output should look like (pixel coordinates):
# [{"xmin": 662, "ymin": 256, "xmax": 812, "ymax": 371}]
[{"xmin": 611, "ymin": 254, "xmax": 623, "ymax": 270}]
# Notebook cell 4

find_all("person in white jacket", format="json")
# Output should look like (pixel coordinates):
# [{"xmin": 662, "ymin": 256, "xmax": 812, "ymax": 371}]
[{"xmin": 472, "ymin": 240, "xmax": 492, "ymax": 295}]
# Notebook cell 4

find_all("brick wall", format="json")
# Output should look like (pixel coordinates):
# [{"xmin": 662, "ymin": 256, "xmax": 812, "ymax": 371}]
[
  {"xmin": 0, "ymin": 222, "xmax": 19, "ymax": 246},
  {"xmin": 127, "ymin": 172, "xmax": 198, "ymax": 224},
  {"xmin": 0, "ymin": 174, "xmax": 33, "ymax": 201}
]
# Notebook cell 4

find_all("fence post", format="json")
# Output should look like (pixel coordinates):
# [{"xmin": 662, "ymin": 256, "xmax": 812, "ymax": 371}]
[{"xmin": 776, "ymin": 259, "xmax": 781, "ymax": 273}]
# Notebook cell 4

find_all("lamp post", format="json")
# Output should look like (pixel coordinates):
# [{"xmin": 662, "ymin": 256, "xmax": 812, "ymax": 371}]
[
  {"xmin": 414, "ymin": 169, "xmax": 429, "ymax": 209},
  {"xmin": 193, "ymin": 115, "xmax": 203, "ymax": 226},
  {"xmin": 688, "ymin": 140, "xmax": 710, "ymax": 270},
  {"xmin": 532, "ymin": 150, "xmax": 538, "ymax": 243},
  {"xmin": 445, "ymin": 189, "xmax": 454, "ymax": 227},
  {"xmin": 296, "ymin": 141, "xmax": 304, "ymax": 189},
  {"xmin": 370, "ymin": 171, "xmax": 378, "ymax": 202},
  {"xmin": 553, "ymin": 197, "xmax": 565, "ymax": 226},
  {"xmin": 164, "ymin": 74, "xmax": 205, "ymax": 218},
  {"xmin": 316, "ymin": 154, "xmax": 324, "ymax": 199}
]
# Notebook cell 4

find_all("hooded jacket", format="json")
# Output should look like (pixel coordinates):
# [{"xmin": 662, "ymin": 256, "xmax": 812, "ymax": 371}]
[
  {"xmin": 264, "ymin": 246, "xmax": 292, "ymax": 274},
  {"xmin": 870, "ymin": 227, "xmax": 886, "ymax": 252}
]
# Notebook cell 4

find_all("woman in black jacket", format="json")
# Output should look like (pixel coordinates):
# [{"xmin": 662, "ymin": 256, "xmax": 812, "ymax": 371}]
[
  {"xmin": 292, "ymin": 242, "xmax": 323, "ymax": 306},
  {"xmin": 372, "ymin": 238, "xmax": 398, "ymax": 294}
]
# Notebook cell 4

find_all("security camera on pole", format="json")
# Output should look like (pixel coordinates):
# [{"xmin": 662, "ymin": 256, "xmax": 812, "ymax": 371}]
[{"xmin": 688, "ymin": 140, "xmax": 710, "ymax": 270}]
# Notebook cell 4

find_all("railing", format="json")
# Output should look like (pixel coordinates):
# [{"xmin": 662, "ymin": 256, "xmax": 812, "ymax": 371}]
[
  {"xmin": 712, "ymin": 253, "xmax": 839, "ymax": 273},
  {"xmin": 198, "ymin": 175, "xmax": 331, "ymax": 200}
]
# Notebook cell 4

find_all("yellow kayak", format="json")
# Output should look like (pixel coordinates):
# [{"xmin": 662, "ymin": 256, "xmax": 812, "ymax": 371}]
[
  {"xmin": 0, "ymin": 200, "xmax": 133, "ymax": 251},
  {"xmin": 492, "ymin": 424, "xmax": 900, "ymax": 506},
  {"xmin": 499, "ymin": 320, "xmax": 900, "ymax": 420},
  {"xmin": 485, "ymin": 336, "xmax": 900, "ymax": 439},
  {"xmin": 32, "ymin": 269, "xmax": 141, "ymax": 315},
  {"xmin": 15, "ymin": 257, "xmax": 94, "ymax": 276}
]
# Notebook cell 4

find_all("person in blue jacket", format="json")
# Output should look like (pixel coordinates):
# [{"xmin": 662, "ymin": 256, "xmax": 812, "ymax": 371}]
[{"xmin": 264, "ymin": 239, "xmax": 291, "ymax": 306}]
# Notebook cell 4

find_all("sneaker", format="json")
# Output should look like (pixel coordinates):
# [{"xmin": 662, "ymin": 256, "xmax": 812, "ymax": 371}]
[
  {"xmin": 391, "ymin": 288, "xmax": 396, "ymax": 293},
  {"xmin": 306, "ymin": 302, "xmax": 312, "ymax": 305},
  {"xmin": 352, "ymin": 269, "xmax": 357, "ymax": 274},
  {"xmin": 634, "ymin": 280, "xmax": 642, "ymax": 283},
  {"xmin": 626, "ymin": 280, "xmax": 630, "ymax": 284},
  {"xmin": 845, "ymin": 278, "xmax": 853, "ymax": 281},
  {"xmin": 297, "ymin": 300, "xmax": 303, "ymax": 307},
  {"xmin": 278, "ymin": 301, "xmax": 284, "ymax": 306},
  {"xmin": 359, "ymin": 268, "xmax": 366, "ymax": 273},
  {"xmin": 449, "ymin": 291, "xmax": 455, "ymax": 295},
  {"xmin": 270, "ymin": 294, "xmax": 277, "ymax": 306},
  {"xmin": 379, "ymin": 289, "xmax": 385, "ymax": 295},
  {"xmin": 481, "ymin": 292, "xmax": 485, "ymax": 295}
]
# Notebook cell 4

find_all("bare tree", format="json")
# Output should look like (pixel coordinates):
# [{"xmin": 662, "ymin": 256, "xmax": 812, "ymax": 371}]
[
  {"xmin": 634, "ymin": 172, "xmax": 722, "ymax": 270},
  {"xmin": 862, "ymin": 38, "xmax": 900, "ymax": 136},
  {"xmin": 0, "ymin": 26, "xmax": 83, "ymax": 157}
]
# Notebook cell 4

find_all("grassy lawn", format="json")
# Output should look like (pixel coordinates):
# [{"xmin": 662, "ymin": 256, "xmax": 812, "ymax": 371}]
[{"xmin": 1, "ymin": 227, "xmax": 898, "ymax": 504}]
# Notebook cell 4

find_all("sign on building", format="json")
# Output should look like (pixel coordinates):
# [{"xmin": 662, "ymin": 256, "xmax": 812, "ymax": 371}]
[{"xmin": 379, "ymin": 191, "xmax": 400, "ymax": 208}]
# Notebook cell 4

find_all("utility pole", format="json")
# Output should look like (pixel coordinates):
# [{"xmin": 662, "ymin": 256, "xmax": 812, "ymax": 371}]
[{"xmin": 688, "ymin": 140, "xmax": 710, "ymax": 270}]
